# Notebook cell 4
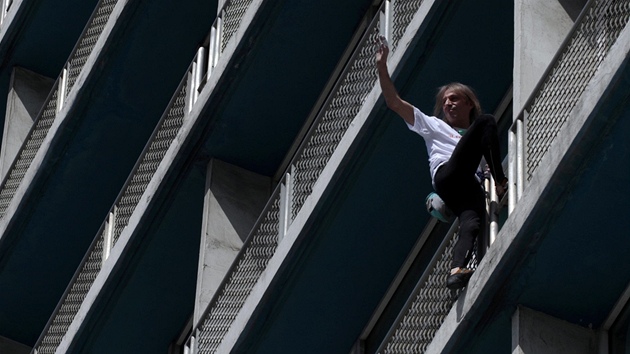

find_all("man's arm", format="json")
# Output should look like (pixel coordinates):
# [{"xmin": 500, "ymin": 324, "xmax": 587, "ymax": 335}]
[{"xmin": 376, "ymin": 36, "xmax": 414, "ymax": 125}]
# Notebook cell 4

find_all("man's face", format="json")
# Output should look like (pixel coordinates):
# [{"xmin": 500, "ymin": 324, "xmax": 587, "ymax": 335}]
[{"xmin": 442, "ymin": 89, "xmax": 473, "ymax": 127}]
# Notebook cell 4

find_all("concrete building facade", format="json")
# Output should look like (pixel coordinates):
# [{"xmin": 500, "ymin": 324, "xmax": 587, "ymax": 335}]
[{"xmin": 0, "ymin": 0, "xmax": 627, "ymax": 353}]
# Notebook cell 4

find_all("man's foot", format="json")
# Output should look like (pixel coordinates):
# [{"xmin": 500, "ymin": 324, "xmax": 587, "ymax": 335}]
[{"xmin": 446, "ymin": 268, "xmax": 474, "ymax": 290}]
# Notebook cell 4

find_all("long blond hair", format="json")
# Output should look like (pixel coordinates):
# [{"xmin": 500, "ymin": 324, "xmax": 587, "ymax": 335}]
[{"xmin": 433, "ymin": 82, "xmax": 482, "ymax": 124}]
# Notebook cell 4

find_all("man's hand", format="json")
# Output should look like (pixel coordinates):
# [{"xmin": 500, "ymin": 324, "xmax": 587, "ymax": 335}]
[
  {"xmin": 374, "ymin": 35, "xmax": 414, "ymax": 125},
  {"xmin": 376, "ymin": 35, "xmax": 389, "ymax": 68}
]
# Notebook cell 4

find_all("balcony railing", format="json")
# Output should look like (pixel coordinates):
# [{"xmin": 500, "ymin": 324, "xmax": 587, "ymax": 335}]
[
  {"xmin": 189, "ymin": 0, "xmax": 255, "ymax": 107},
  {"xmin": 32, "ymin": 1, "xmax": 258, "ymax": 353},
  {"xmin": 509, "ymin": 0, "xmax": 630, "ymax": 211},
  {"xmin": 0, "ymin": 0, "xmax": 118, "ymax": 220}
]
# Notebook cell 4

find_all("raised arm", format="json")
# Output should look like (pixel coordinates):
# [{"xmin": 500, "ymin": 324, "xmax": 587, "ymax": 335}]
[{"xmin": 376, "ymin": 36, "xmax": 414, "ymax": 125}]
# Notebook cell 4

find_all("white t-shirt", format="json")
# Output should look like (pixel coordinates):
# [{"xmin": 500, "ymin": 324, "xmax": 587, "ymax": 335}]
[
  {"xmin": 407, "ymin": 107, "xmax": 485, "ymax": 188},
  {"xmin": 406, "ymin": 106, "xmax": 471, "ymax": 187}
]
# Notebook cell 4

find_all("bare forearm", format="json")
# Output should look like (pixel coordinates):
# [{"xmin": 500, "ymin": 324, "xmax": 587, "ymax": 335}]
[
  {"xmin": 378, "ymin": 63, "xmax": 401, "ymax": 109},
  {"xmin": 377, "ymin": 62, "xmax": 414, "ymax": 124}
]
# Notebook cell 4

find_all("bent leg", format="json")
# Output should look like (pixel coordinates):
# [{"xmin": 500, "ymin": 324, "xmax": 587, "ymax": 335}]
[
  {"xmin": 441, "ymin": 114, "xmax": 506, "ymax": 184},
  {"xmin": 452, "ymin": 209, "xmax": 483, "ymax": 268},
  {"xmin": 434, "ymin": 168, "xmax": 487, "ymax": 270}
]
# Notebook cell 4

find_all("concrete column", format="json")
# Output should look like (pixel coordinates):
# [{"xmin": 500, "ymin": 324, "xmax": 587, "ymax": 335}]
[
  {"xmin": 0, "ymin": 335, "xmax": 30, "ymax": 354},
  {"xmin": 514, "ymin": 0, "xmax": 584, "ymax": 115},
  {"xmin": 0, "ymin": 67, "xmax": 54, "ymax": 180},
  {"xmin": 512, "ymin": 306, "xmax": 597, "ymax": 354},
  {"xmin": 193, "ymin": 158, "xmax": 271, "ymax": 325}
]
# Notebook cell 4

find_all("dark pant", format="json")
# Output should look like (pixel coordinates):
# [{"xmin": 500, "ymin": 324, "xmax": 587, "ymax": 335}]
[{"xmin": 433, "ymin": 114, "xmax": 506, "ymax": 269}]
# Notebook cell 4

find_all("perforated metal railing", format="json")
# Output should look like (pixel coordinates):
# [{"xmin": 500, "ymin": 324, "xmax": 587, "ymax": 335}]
[
  {"xmin": 184, "ymin": 1, "xmax": 428, "ymax": 353},
  {"xmin": 34, "ymin": 233, "xmax": 106, "ymax": 354},
  {"xmin": 65, "ymin": 0, "xmax": 118, "ymax": 94},
  {"xmin": 33, "ymin": 0, "xmax": 256, "ymax": 352},
  {"xmin": 0, "ymin": 0, "xmax": 119, "ymax": 221},
  {"xmin": 291, "ymin": 0, "xmax": 424, "ymax": 219},
  {"xmin": 290, "ymin": 21, "xmax": 382, "ymax": 218},
  {"xmin": 509, "ymin": 0, "xmax": 630, "ymax": 209},
  {"xmin": 221, "ymin": 0, "xmax": 254, "ymax": 51},
  {"xmin": 377, "ymin": 224, "xmax": 476, "ymax": 354},
  {"xmin": 390, "ymin": 0, "xmax": 424, "ymax": 51},
  {"xmin": 33, "ymin": 73, "xmax": 189, "ymax": 354},
  {"xmin": 0, "ymin": 87, "xmax": 58, "ymax": 218},
  {"xmin": 112, "ymin": 86, "xmax": 188, "ymax": 243}
]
